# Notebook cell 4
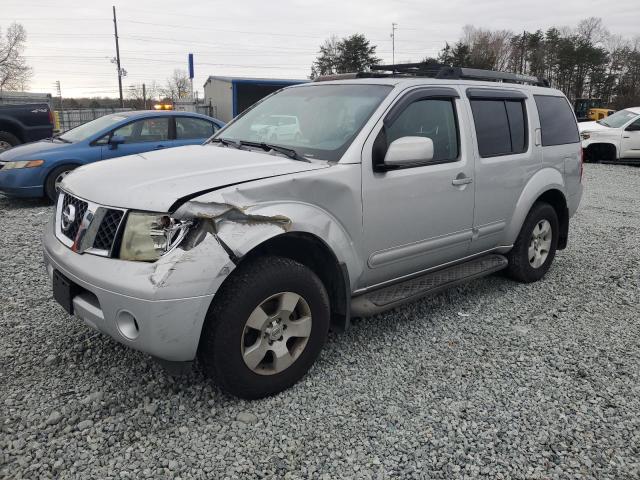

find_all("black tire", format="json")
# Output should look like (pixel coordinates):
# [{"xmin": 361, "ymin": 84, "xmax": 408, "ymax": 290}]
[
  {"xmin": 0, "ymin": 131, "xmax": 20, "ymax": 151},
  {"xmin": 198, "ymin": 256, "xmax": 330, "ymax": 399},
  {"xmin": 506, "ymin": 202, "xmax": 559, "ymax": 283},
  {"xmin": 44, "ymin": 165, "xmax": 77, "ymax": 202}
]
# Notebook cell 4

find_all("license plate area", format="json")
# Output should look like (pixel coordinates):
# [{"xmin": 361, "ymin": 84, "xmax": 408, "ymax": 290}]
[{"xmin": 52, "ymin": 270, "xmax": 81, "ymax": 314}]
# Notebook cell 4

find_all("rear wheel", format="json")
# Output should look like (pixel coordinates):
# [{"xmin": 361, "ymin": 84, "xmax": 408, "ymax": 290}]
[
  {"xmin": 44, "ymin": 165, "xmax": 77, "ymax": 202},
  {"xmin": 0, "ymin": 131, "xmax": 20, "ymax": 152},
  {"xmin": 198, "ymin": 256, "xmax": 330, "ymax": 399},
  {"xmin": 506, "ymin": 202, "xmax": 559, "ymax": 283}
]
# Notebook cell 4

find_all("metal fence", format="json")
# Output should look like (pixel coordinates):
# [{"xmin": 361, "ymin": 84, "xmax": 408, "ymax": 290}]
[{"xmin": 55, "ymin": 108, "xmax": 132, "ymax": 132}]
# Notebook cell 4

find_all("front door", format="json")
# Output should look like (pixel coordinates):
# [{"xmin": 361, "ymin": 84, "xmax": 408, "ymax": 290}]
[
  {"xmin": 361, "ymin": 89, "xmax": 475, "ymax": 287},
  {"xmin": 621, "ymin": 118, "xmax": 640, "ymax": 158},
  {"xmin": 101, "ymin": 116, "xmax": 171, "ymax": 160}
]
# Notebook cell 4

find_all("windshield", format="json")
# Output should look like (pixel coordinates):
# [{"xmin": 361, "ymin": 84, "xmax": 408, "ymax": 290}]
[
  {"xmin": 59, "ymin": 114, "xmax": 128, "ymax": 143},
  {"xmin": 213, "ymin": 84, "xmax": 392, "ymax": 161},
  {"xmin": 598, "ymin": 109, "xmax": 638, "ymax": 128}
]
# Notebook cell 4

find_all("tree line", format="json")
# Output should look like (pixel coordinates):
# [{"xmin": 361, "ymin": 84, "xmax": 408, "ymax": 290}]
[{"xmin": 311, "ymin": 18, "xmax": 640, "ymax": 109}]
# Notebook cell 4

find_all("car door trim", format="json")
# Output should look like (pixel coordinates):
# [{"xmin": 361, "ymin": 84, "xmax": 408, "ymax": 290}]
[{"xmin": 368, "ymin": 229, "xmax": 473, "ymax": 268}]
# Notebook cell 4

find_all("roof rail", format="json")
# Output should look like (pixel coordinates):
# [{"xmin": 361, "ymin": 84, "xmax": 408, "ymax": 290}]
[
  {"xmin": 367, "ymin": 63, "xmax": 550, "ymax": 87},
  {"xmin": 313, "ymin": 72, "xmax": 392, "ymax": 82}
]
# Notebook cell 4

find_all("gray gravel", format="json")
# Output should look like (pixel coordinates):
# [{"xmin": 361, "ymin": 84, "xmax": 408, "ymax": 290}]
[{"xmin": 1, "ymin": 163, "xmax": 639, "ymax": 479}]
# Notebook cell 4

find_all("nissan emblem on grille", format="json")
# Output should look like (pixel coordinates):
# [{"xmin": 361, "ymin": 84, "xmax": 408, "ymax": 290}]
[{"xmin": 61, "ymin": 204, "xmax": 76, "ymax": 231}]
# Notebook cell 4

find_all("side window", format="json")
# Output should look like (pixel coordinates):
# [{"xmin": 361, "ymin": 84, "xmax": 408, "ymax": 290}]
[
  {"xmin": 534, "ymin": 95, "xmax": 580, "ymax": 146},
  {"xmin": 470, "ymin": 99, "xmax": 528, "ymax": 157},
  {"xmin": 176, "ymin": 117, "xmax": 217, "ymax": 140},
  {"xmin": 386, "ymin": 99, "xmax": 459, "ymax": 162},
  {"xmin": 112, "ymin": 117, "xmax": 169, "ymax": 143}
]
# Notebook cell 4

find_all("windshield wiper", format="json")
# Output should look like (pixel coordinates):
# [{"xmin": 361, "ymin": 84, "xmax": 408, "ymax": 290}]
[
  {"xmin": 210, "ymin": 138, "xmax": 244, "ymax": 149},
  {"xmin": 239, "ymin": 141, "xmax": 310, "ymax": 163}
]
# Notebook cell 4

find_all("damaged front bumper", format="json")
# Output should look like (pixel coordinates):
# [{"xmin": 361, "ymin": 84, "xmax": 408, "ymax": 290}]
[{"xmin": 42, "ymin": 218, "xmax": 236, "ymax": 362}]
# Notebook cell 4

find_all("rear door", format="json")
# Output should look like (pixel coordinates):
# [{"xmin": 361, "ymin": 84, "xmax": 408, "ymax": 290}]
[
  {"xmin": 101, "ymin": 116, "xmax": 171, "ymax": 159},
  {"xmin": 173, "ymin": 116, "xmax": 219, "ymax": 148},
  {"xmin": 361, "ymin": 87, "xmax": 475, "ymax": 287},
  {"xmin": 466, "ymin": 88, "xmax": 538, "ymax": 253}
]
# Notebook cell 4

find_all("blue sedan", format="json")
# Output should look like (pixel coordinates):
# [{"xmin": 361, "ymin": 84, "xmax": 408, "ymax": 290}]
[{"xmin": 0, "ymin": 110, "xmax": 224, "ymax": 201}]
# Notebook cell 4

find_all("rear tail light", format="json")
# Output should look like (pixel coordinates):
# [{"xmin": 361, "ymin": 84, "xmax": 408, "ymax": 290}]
[
  {"xmin": 580, "ymin": 148, "xmax": 584, "ymax": 183},
  {"xmin": 48, "ymin": 109, "xmax": 54, "ymax": 126}
]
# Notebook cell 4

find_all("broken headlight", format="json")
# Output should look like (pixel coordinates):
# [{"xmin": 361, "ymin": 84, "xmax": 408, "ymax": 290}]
[{"xmin": 119, "ymin": 212, "xmax": 193, "ymax": 261}]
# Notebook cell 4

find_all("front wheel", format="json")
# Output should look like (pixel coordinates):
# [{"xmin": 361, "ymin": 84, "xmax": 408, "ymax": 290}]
[
  {"xmin": 198, "ymin": 256, "xmax": 330, "ymax": 399},
  {"xmin": 506, "ymin": 202, "xmax": 559, "ymax": 283},
  {"xmin": 44, "ymin": 165, "xmax": 77, "ymax": 202}
]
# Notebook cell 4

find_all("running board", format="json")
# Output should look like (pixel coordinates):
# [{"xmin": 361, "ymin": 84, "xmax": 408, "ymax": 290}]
[{"xmin": 351, "ymin": 254, "xmax": 508, "ymax": 317}]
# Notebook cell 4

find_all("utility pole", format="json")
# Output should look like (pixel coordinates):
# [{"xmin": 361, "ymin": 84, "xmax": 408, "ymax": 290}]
[
  {"xmin": 112, "ymin": 6, "xmax": 124, "ymax": 108},
  {"xmin": 142, "ymin": 83, "xmax": 147, "ymax": 109},
  {"xmin": 54, "ymin": 80, "xmax": 63, "ymax": 130},
  {"xmin": 391, "ymin": 23, "xmax": 398, "ymax": 68}
]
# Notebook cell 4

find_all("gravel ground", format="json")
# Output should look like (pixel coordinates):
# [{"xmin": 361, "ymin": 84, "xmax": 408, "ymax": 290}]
[{"xmin": 1, "ymin": 163, "xmax": 639, "ymax": 479}]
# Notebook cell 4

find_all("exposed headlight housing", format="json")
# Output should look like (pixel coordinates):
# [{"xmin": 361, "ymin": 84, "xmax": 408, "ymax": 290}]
[
  {"xmin": 1, "ymin": 160, "xmax": 44, "ymax": 170},
  {"xmin": 119, "ymin": 212, "xmax": 193, "ymax": 261}
]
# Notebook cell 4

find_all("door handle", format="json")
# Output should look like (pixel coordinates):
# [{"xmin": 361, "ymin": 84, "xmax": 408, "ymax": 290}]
[
  {"xmin": 452, "ymin": 176, "xmax": 473, "ymax": 186},
  {"xmin": 623, "ymin": 136, "xmax": 630, "ymax": 138}
]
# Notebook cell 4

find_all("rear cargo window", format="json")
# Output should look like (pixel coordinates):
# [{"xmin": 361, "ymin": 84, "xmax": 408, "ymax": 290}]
[
  {"xmin": 534, "ymin": 95, "xmax": 580, "ymax": 146},
  {"xmin": 470, "ymin": 99, "xmax": 528, "ymax": 157}
]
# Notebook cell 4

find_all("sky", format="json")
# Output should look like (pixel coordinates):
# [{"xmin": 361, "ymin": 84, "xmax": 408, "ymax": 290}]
[{"xmin": 3, "ymin": 0, "xmax": 640, "ymax": 99}]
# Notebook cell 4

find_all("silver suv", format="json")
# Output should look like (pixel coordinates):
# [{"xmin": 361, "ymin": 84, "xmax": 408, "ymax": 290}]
[{"xmin": 43, "ymin": 67, "xmax": 583, "ymax": 399}]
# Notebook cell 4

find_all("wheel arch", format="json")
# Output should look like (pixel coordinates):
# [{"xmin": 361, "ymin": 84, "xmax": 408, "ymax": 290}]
[
  {"xmin": 506, "ymin": 168, "xmax": 569, "ymax": 250},
  {"xmin": 0, "ymin": 118, "xmax": 24, "ymax": 142},
  {"xmin": 536, "ymin": 189, "xmax": 569, "ymax": 250},
  {"xmin": 235, "ymin": 232, "xmax": 351, "ymax": 331},
  {"xmin": 584, "ymin": 142, "xmax": 617, "ymax": 162}
]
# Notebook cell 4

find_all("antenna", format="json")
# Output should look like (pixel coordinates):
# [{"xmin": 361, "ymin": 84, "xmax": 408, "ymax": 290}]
[{"xmin": 390, "ymin": 23, "xmax": 398, "ymax": 70}]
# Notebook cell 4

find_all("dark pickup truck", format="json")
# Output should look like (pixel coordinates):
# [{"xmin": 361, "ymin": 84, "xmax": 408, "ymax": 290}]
[{"xmin": 0, "ymin": 103, "xmax": 54, "ymax": 152}]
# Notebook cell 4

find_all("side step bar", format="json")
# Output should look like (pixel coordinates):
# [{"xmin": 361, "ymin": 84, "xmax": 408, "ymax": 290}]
[{"xmin": 351, "ymin": 254, "xmax": 508, "ymax": 317}]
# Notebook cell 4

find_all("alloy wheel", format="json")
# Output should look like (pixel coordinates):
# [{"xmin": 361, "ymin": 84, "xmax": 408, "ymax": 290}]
[
  {"xmin": 241, "ymin": 291, "xmax": 312, "ymax": 375},
  {"xmin": 528, "ymin": 219, "xmax": 552, "ymax": 268}
]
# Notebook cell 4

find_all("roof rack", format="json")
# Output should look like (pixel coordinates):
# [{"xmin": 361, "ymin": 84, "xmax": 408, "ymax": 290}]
[{"xmin": 315, "ymin": 63, "xmax": 549, "ymax": 87}]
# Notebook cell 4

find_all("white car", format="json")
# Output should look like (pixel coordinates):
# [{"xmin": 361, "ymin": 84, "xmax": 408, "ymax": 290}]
[
  {"xmin": 250, "ymin": 114, "xmax": 301, "ymax": 142},
  {"xmin": 579, "ymin": 107, "xmax": 640, "ymax": 163}
]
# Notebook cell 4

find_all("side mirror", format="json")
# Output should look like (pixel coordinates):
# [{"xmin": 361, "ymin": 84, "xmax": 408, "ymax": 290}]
[
  {"xmin": 384, "ymin": 136, "xmax": 434, "ymax": 168},
  {"xmin": 625, "ymin": 123, "xmax": 640, "ymax": 132},
  {"xmin": 109, "ymin": 135, "xmax": 125, "ymax": 149}
]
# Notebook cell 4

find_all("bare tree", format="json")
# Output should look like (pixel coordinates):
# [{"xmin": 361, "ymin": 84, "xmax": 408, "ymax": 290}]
[
  {"xmin": 127, "ymin": 81, "xmax": 159, "ymax": 109},
  {"xmin": 0, "ymin": 23, "xmax": 31, "ymax": 92},
  {"xmin": 577, "ymin": 17, "xmax": 609, "ymax": 45},
  {"xmin": 161, "ymin": 69, "xmax": 190, "ymax": 101}
]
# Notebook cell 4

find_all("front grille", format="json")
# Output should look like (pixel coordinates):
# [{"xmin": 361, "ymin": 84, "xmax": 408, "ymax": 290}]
[
  {"xmin": 56, "ymin": 192, "xmax": 126, "ymax": 257},
  {"xmin": 61, "ymin": 194, "xmax": 88, "ymax": 241},
  {"xmin": 93, "ymin": 209, "xmax": 124, "ymax": 251}
]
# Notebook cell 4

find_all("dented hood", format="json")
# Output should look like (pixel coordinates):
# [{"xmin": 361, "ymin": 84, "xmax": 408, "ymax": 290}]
[{"xmin": 61, "ymin": 144, "xmax": 329, "ymax": 211}]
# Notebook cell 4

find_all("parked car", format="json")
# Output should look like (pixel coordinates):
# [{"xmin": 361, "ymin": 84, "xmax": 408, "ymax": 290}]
[
  {"xmin": 579, "ymin": 107, "xmax": 640, "ymax": 163},
  {"xmin": 43, "ymin": 67, "xmax": 583, "ymax": 399},
  {"xmin": 249, "ymin": 114, "xmax": 301, "ymax": 142},
  {"xmin": 0, "ymin": 110, "xmax": 224, "ymax": 200},
  {"xmin": 0, "ymin": 102, "xmax": 54, "ymax": 152}
]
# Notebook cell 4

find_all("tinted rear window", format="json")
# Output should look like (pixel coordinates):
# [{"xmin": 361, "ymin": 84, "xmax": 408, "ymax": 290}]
[
  {"xmin": 470, "ymin": 99, "xmax": 528, "ymax": 157},
  {"xmin": 470, "ymin": 100, "xmax": 512, "ymax": 156},
  {"xmin": 534, "ymin": 95, "xmax": 579, "ymax": 146},
  {"xmin": 505, "ymin": 101, "xmax": 527, "ymax": 153}
]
